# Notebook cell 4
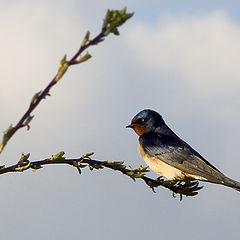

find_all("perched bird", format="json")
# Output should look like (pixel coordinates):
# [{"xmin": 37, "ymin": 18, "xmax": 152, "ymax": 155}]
[{"xmin": 126, "ymin": 109, "xmax": 240, "ymax": 191}]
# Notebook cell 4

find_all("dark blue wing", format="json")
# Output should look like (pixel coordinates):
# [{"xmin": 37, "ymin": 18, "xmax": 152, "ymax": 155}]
[{"xmin": 139, "ymin": 132, "xmax": 224, "ymax": 182}]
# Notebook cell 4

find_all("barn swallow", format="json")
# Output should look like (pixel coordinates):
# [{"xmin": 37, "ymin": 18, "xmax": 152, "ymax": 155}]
[{"xmin": 126, "ymin": 109, "xmax": 240, "ymax": 191}]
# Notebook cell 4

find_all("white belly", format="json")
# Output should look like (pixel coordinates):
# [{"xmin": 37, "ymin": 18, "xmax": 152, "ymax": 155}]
[
  {"xmin": 138, "ymin": 141, "xmax": 208, "ymax": 181},
  {"xmin": 138, "ymin": 141, "xmax": 186, "ymax": 180}
]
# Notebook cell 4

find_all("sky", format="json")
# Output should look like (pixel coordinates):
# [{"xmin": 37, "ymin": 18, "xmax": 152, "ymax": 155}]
[{"xmin": 0, "ymin": 0, "xmax": 240, "ymax": 239}]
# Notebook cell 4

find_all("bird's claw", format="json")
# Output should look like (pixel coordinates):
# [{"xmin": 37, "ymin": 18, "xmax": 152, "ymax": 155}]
[{"xmin": 156, "ymin": 176, "xmax": 164, "ymax": 183}]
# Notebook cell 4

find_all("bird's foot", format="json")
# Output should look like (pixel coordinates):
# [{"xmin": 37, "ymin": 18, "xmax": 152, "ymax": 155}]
[{"xmin": 156, "ymin": 176, "xmax": 164, "ymax": 183}]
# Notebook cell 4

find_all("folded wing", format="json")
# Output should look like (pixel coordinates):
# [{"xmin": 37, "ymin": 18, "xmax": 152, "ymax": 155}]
[{"xmin": 139, "ymin": 132, "xmax": 226, "ymax": 184}]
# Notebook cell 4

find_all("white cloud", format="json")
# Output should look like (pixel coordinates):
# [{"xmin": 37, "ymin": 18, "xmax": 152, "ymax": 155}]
[
  {"xmin": 126, "ymin": 11, "xmax": 240, "ymax": 98},
  {"xmin": 1, "ymin": 4, "xmax": 240, "ymax": 240}
]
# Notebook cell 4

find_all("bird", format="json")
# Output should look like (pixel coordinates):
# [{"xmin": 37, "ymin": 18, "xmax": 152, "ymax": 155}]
[{"xmin": 126, "ymin": 109, "xmax": 240, "ymax": 192}]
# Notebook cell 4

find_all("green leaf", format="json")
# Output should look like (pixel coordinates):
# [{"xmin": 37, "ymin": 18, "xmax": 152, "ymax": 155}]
[
  {"xmin": 16, "ymin": 153, "xmax": 31, "ymax": 171},
  {"xmin": 50, "ymin": 151, "xmax": 65, "ymax": 161},
  {"xmin": 60, "ymin": 54, "xmax": 67, "ymax": 66},
  {"xmin": 31, "ymin": 91, "xmax": 42, "ymax": 105},
  {"xmin": 81, "ymin": 152, "xmax": 94, "ymax": 159},
  {"xmin": 126, "ymin": 171, "xmax": 136, "ymax": 181},
  {"xmin": 136, "ymin": 165, "xmax": 149, "ymax": 173},
  {"xmin": 23, "ymin": 115, "xmax": 34, "ymax": 130},
  {"xmin": 102, "ymin": 7, "xmax": 134, "ymax": 36},
  {"xmin": 90, "ymin": 164, "xmax": 104, "ymax": 170},
  {"xmin": 82, "ymin": 31, "xmax": 90, "ymax": 47},
  {"xmin": 76, "ymin": 52, "xmax": 92, "ymax": 64},
  {"xmin": 19, "ymin": 153, "xmax": 30, "ymax": 163},
  {"xmin": 55, "ymin": 55, "xmax": 69, "ymax": 82},
  {"xmin": 0, "ymin": 124, "xmax": 14, "ymax": 152},
  {"xmin": 107, "ymin": 161, "xmax": 126, "ymax": 170}
]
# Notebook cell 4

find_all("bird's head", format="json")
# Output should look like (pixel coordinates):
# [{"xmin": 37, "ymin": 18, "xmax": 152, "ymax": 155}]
[{"xmin": 126, "ymin": 109, "xmax": 165, "ymax": 136}]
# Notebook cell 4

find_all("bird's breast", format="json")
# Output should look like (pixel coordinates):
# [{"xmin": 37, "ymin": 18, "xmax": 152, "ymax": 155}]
[{"xmin": 138, "ymin": 141, "xmax": 186, "ymax": 180}]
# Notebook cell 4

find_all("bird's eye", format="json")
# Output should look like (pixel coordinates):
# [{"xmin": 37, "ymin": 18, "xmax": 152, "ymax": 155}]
[{"xmin": 141, "ymin": 118, "xmax": 146, "ymax": 122}]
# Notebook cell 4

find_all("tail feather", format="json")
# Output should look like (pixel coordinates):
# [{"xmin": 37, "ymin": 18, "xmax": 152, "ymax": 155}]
[{"xmin": 221, "ymin": 176, "xmax": 240, "ymax": 192}]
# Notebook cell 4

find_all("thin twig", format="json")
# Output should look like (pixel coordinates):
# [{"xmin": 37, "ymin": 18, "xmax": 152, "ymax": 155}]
[
  {"xmin": 0, "ymin": 31, "xmax": 105, "ymax": 154},
  {"xmin": 0, "ymin": 8, "xmax": 133, "ymax": 154},
  {"xmin": 0, "ymin": 154, "xmax": 203, "ymax": 198}
]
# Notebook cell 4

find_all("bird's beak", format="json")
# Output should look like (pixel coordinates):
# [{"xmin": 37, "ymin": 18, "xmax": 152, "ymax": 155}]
[{"xmin": 126, "ymin": 124, "xmax": 134, "ymax": 128}]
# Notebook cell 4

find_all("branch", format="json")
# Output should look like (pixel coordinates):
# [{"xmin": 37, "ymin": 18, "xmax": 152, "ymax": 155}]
[
  {"xmin": 0, "ymin": 8, "xmax": 203, "ymax": 200},
  {"xmin": 0, "ymin": 152, "xmax": 203, "ymax": 200},
  {"xmin": 0, "ymin": 8, "xmax": 133, "ymax": 154}
]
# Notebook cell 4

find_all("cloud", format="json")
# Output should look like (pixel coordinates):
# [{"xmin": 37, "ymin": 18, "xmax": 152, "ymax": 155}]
[
  {"xmin": 125, "ymin": 11, "xmax": 240, "ymax": 98},
  {"xmin": 1, "ymin": 4, "xmax": 240, "ymax": 240}
]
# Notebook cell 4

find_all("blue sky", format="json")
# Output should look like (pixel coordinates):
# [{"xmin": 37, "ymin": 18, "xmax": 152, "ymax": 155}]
[{"xmin": 0, "ymin": 1, "xmax": 240, "ymax": 240}]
